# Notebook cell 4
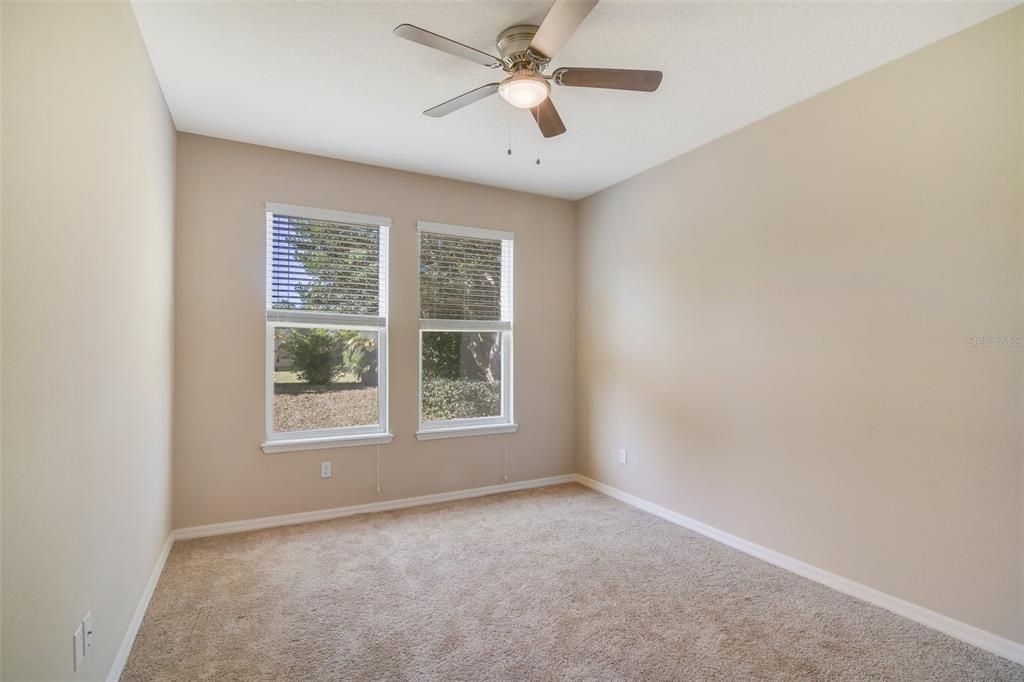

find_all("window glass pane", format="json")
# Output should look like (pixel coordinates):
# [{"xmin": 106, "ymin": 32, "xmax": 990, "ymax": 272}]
[
  {"xmin": 419, "ymin": 232, "xmax": 504, "ymax": 321},
  {"xmin": 270, "ymin": 214, "xmax": 381, "ymax": 316},
  {"xmin": 273, "ymin": 327, "xmax": 378, "ymax": 432},
  {"xmin": 422, "ymin": 331, "xmax": 501, "ymax": 422}
]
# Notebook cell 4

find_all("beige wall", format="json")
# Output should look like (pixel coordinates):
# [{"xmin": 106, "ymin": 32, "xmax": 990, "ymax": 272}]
[
  {"xmin": 1, "ymin": 2, "xmax": 175, "ymax": 680},
  {"xmin": 576, "ymin": 7, "xmax": 1024, "ymax": 644},
  {"xmin": 173, "ymin": 134, "xmax": 575, "ymax": 529},
  {"xmin": 0, "ymin": 1, "xmax": 5, "ymax": 671}
]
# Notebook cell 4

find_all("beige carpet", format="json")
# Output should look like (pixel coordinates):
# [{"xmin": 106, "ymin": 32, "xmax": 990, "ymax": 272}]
[{"xmin": 123, "ymin": 484, "xmax": 1023, "ymax": 680}]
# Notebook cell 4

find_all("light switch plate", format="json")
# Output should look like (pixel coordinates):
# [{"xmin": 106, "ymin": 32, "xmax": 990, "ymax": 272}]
[
  {"xmin": 83, "ymin": 611, "xmax": 94, "ymax": 652},
  {"xmin": 73, "ymin": 623, "xmax": 84, "ymax": 671},
  {"xmin": 618, "ymin": 449, "xmax": 628, "ymax": 465},
  {"xmin": 321, "ymin": 461, "xmax": 332, "ymax": 478}
]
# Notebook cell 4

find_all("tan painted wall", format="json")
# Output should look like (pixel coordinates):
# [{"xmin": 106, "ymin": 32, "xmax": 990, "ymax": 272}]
[
  {"xmin": 0, "ymin": 2, "xmax": 5, "ymax": 672},
  {"xmin": 173, "ymin": 134, "xmax": 576, "ymax": 529},
  {"xmin": 576, "ymin": 8, "xmax": 1024, "ymax": 644},
  {"xmin": 1, "ymin": 2, "xmax": 175, "ymax": 679},
  {"xmin": 1, "ymin": 1, "xmax": 6, "ymax": 672}
]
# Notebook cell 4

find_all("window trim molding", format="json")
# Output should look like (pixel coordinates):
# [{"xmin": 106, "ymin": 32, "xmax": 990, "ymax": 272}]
[
  {"xmin": 416, "ymin": 222, "xmax": 514, "ymax": 434},
  {"xmin": 415, "ymin": 423, "xmax": 518, "ymax": 442},
  {"xmin": 417, "ymin": 220, "xmax": 514, "ymax": 242},
  {"xmin": 262, "ymin": 432, "xmax": 394, "ymax": 454},
  {"xmin": 419, "ymin": 319, "xmax": 511, "ymax": 332},
  {"xmin": 266, "ymin": 202, "xmax": 391, "ymax": 228},
  {"xmin": 266, "ymin": 310, "xmax": 385, "ymax": 327},
  {"xmin": 264, "ymin": 203, "xmax": 390, "ymax": 452}
]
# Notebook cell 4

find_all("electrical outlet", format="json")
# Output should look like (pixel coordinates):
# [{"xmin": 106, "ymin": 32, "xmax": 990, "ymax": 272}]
[
  {"xmin": 83, "ymin": 611, "xmax": 94, "ymax": 652},
  {"xmin": 618, "ymin": 449, "xmax": 629, "ymax": 465},
  {"xmin": 320, "ymin": 461, "xmax": 332, "ymax": 478},
  {"xmin": 73, "ymin": 623, "xmax": 84, "ymax": 671}
]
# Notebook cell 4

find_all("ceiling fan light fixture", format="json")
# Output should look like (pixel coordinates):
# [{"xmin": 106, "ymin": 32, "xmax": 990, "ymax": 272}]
[
  {"xmin": 396, "ymin": 1, "xmax": 663, "ymax": 138},
  {"xmin": 498, "ymin": 72, "xmax": 550, "ymax": 109}
]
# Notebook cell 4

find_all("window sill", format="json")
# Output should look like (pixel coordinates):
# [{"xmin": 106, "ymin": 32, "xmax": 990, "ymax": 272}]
[
  {"xmin": 262, "ymin": 432, "xmax": 393, "ymax": 454},
  {"xmin": 416, "ymin": 423, "xmax": 518, "ymax": 441}
]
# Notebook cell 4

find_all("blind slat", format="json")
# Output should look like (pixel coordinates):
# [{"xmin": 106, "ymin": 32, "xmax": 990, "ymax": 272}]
[
  {"xmin": 268, "ymin": 212, "xmax": 385, "ymax": 317},
  {"xmin": 419, "ymin": 230, "xmax": 511, "ymax": 322}
]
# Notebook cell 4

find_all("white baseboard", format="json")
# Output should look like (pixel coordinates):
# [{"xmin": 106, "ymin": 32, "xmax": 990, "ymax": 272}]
[
  {"xmin": 107, "ymin": 532, "xmax": 174, "ymax": 682},
  {"xmin": 173, "ymin": 474, "xmax": 577, "ymax": 541},
  {"xmin": 573, "ymin": 474, "xmax": 1024, "ymax": 666},
  {"xmin": 111, "ymin": 474, "xmax": 1024, "ymax": 675}
]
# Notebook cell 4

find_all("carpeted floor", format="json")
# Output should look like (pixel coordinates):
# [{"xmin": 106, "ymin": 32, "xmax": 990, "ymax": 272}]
[{"xmin": 122, "ymin": 484, "xmax": 1023, "ymax": 680}]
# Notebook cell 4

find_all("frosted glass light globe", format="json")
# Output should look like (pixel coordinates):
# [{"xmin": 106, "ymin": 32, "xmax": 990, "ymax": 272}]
[{"xmin": 498, "ymin": 72, "xmax": 550, "ymax": 109}]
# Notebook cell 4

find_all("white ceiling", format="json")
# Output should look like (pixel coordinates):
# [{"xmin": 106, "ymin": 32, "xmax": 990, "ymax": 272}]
[{"xmin": 132, "ymin": 0, "xmax": 1015, "ymax": 200}]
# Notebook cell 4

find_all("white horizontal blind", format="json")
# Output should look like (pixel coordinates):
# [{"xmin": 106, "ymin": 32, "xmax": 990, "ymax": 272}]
[
  {"xmin": 419, "ymin": 229, "xmax": 513, "ymax": 322},
  {"xmin": 268, "ymin": 210, "xmax": 387, "ymax": 321}
]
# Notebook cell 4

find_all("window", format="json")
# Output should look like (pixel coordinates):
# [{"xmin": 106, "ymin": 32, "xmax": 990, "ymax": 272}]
[
  {"xmin": 417, "ymin": 222, "xmax": 515, "ymax": 440},
  {"xmin": 263, "ymin": 203, "xmax": 391, "ymax": 453}
]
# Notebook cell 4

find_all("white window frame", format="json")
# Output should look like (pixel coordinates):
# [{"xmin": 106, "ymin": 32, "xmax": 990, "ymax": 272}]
[
  {"xmin": 262, "ymin": 202, "xmax": 392, "ymax": 454},
  {"xmin": 416, "ymin": 221, "xmax": 516, "ymax": 441}
]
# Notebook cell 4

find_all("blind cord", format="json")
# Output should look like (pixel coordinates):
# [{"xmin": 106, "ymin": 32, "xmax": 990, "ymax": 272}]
[{"xmin": 503, "ymin": 433, "xmax": 510, "ymax": 482}]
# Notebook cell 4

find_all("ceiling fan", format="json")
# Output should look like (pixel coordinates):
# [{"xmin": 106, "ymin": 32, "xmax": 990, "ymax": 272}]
[{"xmin": 393, "ymin": 0, "xmax": 662, "ymax": 138}]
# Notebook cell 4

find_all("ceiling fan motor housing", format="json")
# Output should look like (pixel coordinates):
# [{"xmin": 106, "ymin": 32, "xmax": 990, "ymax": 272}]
[{"xmin": 496, "ymin": 25, "xmax": 547, "ymax": 73}]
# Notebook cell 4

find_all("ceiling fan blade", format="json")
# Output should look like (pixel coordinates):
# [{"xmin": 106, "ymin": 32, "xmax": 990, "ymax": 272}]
[
  {"xmin": 553, "ymin": 67, "xmax": 663, "ymax": 92},
  {"xmin": 424, "ymin": 83, "xmax": 500, "ymax": 117},
  {"xmin": 530, "ymin": 97, "xmax": 567, "ymax": 138},
  {"xmin": 394, "ymin": 24, "xmax": 501, "ymax": 68},
  {"xmin": 528, "ymin": 0, "xmax": 599, "ymax": 60}
]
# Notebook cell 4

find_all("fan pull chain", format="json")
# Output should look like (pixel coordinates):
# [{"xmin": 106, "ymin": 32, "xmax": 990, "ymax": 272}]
[
  {"xmin": 506, "ymin": 105, "xmax": 513, "ymax": 156},
  {"xmin": 375, "ymin": 443, "xmax": 382, "ymax": 493},
  {"xmin": 536, "ymin": 138, "xmax": 541, "ymax": 166}
]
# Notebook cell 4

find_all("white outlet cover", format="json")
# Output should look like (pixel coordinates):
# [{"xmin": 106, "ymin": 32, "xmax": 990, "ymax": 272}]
[
  {"xmin": 83, "ymin": 611, "xmax": 93, "ymax": 651},
  {"xmin": 618, "ymin": 449, "xmax": 629, "ymax": 465},
  {"xmin": 73, "ymin": 624, "xmax": 84, "ymax": 671},
  {"xmin": 320, "ymin": 461, "xmax": 332, "ymax": 478}
]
